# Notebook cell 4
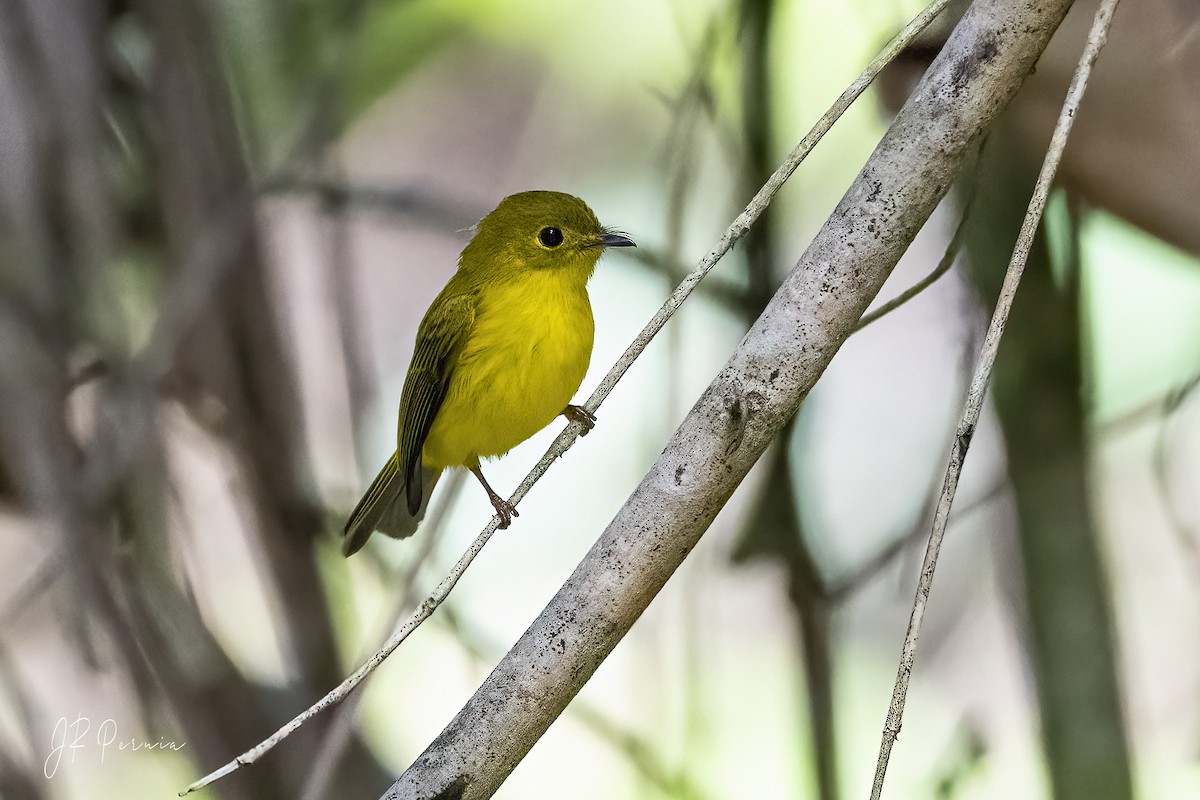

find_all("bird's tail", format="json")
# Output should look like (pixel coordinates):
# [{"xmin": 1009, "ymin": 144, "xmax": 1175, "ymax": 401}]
[{"xmin": 341, "ymin": 452, "xmax": 441, "ymax": 556}]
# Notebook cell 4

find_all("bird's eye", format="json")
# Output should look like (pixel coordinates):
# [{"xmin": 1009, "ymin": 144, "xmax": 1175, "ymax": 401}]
[{"xmin": 538, "ymin": 227, "xmax": 564, "ymax": 248}]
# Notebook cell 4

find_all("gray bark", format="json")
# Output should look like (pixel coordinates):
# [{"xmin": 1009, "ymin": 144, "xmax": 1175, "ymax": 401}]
[{"xmin": 384, "ymin": 1, "xmax": 1075, "ymax": 797}]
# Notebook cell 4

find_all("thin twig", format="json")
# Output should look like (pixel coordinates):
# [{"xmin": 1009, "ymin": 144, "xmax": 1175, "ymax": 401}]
[
  {"xmin": 868, "ymin": 2, "xmax": 1121, "ymax": 797},
  {"xmin": 179, "ymin": 2, "xmax": 954, "ymax": 793},
  {"xmin": 824, "ymin": 479, "xmax": 1005, "ymax": 603},
  {"xmin": 854, "ymin": 138, "xmax": 986, "ymax": 333},
  {"xmin": 1149, "ymin": 374, "xmax": 1200, "ymax": 570},
  {"xmin": 319, "ymin": 154, "xmax": 380, "ymax": 473},
  {"xmin": 267, "ymin": 177, "xmax": 482, "ymax": 232},
  {"xmin": 628, "ymin": 246, "xmax": 747, "ymax": 313},
  {"xmin": 1092, "ymin": 368, "xmax": 1200, "ymax": 435}
]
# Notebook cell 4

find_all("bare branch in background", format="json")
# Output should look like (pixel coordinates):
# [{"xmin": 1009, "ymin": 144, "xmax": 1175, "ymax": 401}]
[
  {"xmin": 824, "ymin": 479, "xmax": 1007, "ymax": 604},
  {"xmin": 1150, "ymin": 375, "xmax": 1200, "ymax": 563},
  {"xmin": 1, "ymin": 0, "xmax": 399, "ymax": 796},
  {"xmin": 869, "ymin": 1, "xmax": 1121, "ymax": 797},
  {"xmin": 266, "ymin": 178, "xmax": 484, "ymax": 233},
  {"xmin": 1091, "ymin": 363, "xmax": 1200, "ymax": 574},
  {"xmin": 1094, "ymin": 368, "xmax": 1200, "ymax": 435}
]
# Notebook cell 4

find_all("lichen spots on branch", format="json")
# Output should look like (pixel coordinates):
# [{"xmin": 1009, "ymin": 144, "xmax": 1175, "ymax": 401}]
[
  {"xmin": 722, "ymin": 392, "xmax": 748, "ymax": 458},
  {"xmin": 867, "ymin": 179, "xmax": 883, "ymax": 202},
  {"xmin": 950, "ymin": 30, "xmax": 1002, "ymax": 95},
  {"xmin": 956, "ymin": 424, "xmax": 976, "ymax": 451},
  {"xmin": 431, "ymin": 775, "xmax": 470, "ymax": 800},
  {"xmin": 975, "ymin": 30, "xmax": 1001, "ymax": 64}
]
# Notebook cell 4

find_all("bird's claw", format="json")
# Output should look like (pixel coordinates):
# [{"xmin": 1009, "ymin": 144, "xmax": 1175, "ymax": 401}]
[
  {"xmin": 564, "ymin": 404, "xmax": 596, "ymax": 435},
  {"xmin": 490, "ymin": 496, "xmax": 519, "ymax": 529}
]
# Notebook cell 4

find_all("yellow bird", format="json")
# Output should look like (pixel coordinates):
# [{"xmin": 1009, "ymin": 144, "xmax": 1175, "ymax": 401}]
[{"xmin": 342, "ymin": 191, "xmax": 635, "ymax": 556}]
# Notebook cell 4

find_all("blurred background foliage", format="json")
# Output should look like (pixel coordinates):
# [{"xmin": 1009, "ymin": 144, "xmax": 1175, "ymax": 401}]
[{"xmin": 1, "ymin": 1, "xmax": 1198, "ymax": 799}]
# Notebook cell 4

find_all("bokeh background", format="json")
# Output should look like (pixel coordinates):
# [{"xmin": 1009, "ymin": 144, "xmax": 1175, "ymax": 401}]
[{"xmin": 1, "ymin": 1, "xmax": 1198, "ymax": 799}]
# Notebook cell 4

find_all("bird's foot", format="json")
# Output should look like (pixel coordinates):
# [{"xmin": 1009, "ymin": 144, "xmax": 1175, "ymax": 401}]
[
  {"xmin": 488, "ymin": 493, "xmax": 519, "ymax": 529},
  {"xmin": 470, "ymin": 464, "xmax": 518, "ymax": 529},
  {"xmin": 563, "ymin": 404, "xmax": 596, "ymax": 435}
]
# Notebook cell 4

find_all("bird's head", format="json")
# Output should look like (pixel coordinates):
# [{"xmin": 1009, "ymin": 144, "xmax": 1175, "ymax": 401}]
[{"xmin": 460, "ymin": 190, "xmax": 635, "ymax": 281}]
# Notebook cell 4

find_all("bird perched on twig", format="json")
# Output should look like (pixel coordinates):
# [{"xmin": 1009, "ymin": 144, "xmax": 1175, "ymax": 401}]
[{"xmin": 342, "ymin": 190, "xmax": 635, "ymax": 556}]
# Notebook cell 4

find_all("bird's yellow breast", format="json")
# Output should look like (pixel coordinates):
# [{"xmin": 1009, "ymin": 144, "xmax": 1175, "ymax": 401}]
[{"xmin": 421, "ymin": 269, "xmax": 594, "ymax": 469}]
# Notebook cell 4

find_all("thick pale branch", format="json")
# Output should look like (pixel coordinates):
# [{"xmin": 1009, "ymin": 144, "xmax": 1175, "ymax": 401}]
[{"xmin": 385, "ymin": 1, "xmax": 1075, "ymax": 797}]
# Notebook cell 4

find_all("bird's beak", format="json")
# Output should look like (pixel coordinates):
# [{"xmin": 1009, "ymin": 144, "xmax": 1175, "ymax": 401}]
[{"xmin": 599, "ymin": 229, "xmax": 636, "ymax": 248}]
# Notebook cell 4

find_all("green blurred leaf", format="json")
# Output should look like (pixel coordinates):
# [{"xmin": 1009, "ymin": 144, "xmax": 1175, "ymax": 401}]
[{"xmin": 346, "ymin": 1, "xmax": 459, "ymax": 121}]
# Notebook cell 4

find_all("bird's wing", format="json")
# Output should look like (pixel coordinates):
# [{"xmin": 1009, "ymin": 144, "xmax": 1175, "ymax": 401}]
[{"xmin": 398, "ymin": 291, "xmax": 475, "ymax": 513}]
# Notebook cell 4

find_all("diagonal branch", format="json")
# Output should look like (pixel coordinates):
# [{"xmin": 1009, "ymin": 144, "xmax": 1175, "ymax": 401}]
[
  {"xmin": 868, "ymin": 1, "xmax": 1122, "ymax": 797},
  {"xmin": 380, "ymin": 1, "xmax": 1075, "ymax": 798},
  {"xmin": 179, "ymin": 1, "xmax": 957, "ymax": 793}
]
